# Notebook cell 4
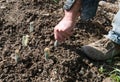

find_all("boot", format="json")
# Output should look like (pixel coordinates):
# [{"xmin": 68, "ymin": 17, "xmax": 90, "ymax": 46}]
[{"xmin": 81, "ymin": 38, "xmax": 120, "ymax": 60}]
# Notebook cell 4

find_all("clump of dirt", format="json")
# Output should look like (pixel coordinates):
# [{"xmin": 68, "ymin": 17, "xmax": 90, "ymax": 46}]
[{"xmin": 0, "ymin": 0, "xmax": 120, "ymax": 82}]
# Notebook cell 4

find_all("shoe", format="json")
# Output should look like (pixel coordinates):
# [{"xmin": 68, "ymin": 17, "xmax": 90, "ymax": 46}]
[{"xmin": 81, "ymin": 38, "xmax": 120, "ymax": 60}]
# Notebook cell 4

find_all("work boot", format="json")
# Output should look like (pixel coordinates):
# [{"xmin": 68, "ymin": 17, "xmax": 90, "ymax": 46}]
[{"xmin": 81, "ymin": 38, "xmax": 120, "ymax": 61}]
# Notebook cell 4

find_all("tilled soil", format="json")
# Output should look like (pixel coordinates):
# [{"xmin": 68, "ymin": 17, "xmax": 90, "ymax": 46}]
[{"xmin": 0, "ymin": 0, "xmax": 120, "ymax": 82}]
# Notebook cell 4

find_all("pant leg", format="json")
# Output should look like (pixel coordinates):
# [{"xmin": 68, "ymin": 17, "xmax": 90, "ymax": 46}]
[
  {"xmin": 63, "ymin": 0, "xmax": 99, "ymax": 21},
  {"xmin": 81, "ymin": 0, "xmax": 99, "ymax": 21},
  {"xmin": 105, "ymin": 9, "xmax": 120, "ymax": 45},
  {"xmin": 63, "ymin": 0, "xmax": 76, "ymax": 11}
]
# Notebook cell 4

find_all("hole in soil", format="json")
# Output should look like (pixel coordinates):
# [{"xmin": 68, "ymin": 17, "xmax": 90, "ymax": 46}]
[
  {"xmin": 49, "ymin": 56, "xmax": 57, "ymax": 64},
  {"xmin": 22, "ymin": 57, "xmax": 33, "ymax": 68}
]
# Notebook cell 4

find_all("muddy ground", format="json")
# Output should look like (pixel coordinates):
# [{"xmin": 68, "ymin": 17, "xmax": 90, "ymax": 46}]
[{"xmin": 0, "ymin": 0, "xmax": 120, "ymax": 82}]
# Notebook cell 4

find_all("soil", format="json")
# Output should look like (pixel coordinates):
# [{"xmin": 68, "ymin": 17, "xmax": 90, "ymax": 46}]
[{"xmin": 0, "ymin": 0, "xmax": 120, "ymax": 82}]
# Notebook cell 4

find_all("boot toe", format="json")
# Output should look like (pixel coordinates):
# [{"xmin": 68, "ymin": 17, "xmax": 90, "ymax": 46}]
[{"xmin": 81, "ymin": 45, "xmax": 107, "ymax": 61}]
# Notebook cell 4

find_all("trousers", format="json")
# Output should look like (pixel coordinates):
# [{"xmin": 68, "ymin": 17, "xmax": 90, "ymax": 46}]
[
  {"xmin": 64, "ymin": 0, "xmax": 120, "ymax": 45},
  {"xmin": 106, "ymin": 10, "xmax": 120, "ymax": 45},
  {"xmin": 63, "ymin": 0, "xmax": 99, "ymax": 21}
]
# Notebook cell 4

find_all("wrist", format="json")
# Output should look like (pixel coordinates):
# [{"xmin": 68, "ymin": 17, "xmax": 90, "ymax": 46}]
[{"xmin": 64, "ymin": 10, "xmax": 79, "ymax": 21}]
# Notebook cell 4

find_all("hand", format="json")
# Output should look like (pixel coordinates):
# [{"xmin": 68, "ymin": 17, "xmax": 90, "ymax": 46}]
[
  {"xmin": 54, "ymin": 17, "xmax": 75, "ymax": 42},
  {"xmin": 54, "ymin": 0, "xmax": 81, "ymax": 42}
]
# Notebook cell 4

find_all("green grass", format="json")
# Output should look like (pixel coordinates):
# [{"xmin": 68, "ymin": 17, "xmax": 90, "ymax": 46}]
[
  {"xmin": 53, "ymin": 0, "xmax": 59, "ymax": 3},
  {"xmin": 109, "ymin": 68, "xmax": 120, "ymax": 82},
  {"xmin": 99, "ymin": 66, "xmax": 120, "ymax": 82}
]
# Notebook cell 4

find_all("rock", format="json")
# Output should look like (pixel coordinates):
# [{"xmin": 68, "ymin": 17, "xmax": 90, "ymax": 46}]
[{"xmin": 0, "ymin": 5, "xmax": 6, "ymax": 9}]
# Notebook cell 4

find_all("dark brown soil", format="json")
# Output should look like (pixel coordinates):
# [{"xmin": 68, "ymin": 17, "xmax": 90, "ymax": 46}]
[{"xmin": 0, "ymin": 0, "xmax": 120, "ymax": 82}]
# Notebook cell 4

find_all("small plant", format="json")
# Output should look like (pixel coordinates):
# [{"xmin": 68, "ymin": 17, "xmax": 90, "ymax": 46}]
[
  {"xmin": 110, "ymin": 74, "xmax": 120, "ymax": 82},
  {"xmin": 53, "ymin": 0, "xmax": 59, "ymax": 3},
  {"xmin": 109, "ymin": 68, "xmax": 120, "ymax": 74},
  {"xmin": 29, "ymin": 21, "xmax": 34, "ymax": 32},
  {"xmin": 22, "ymin": 35, "xmax": 29, "ymax": 46},
  {"xmin": 54, "ymin": 40, "xmax": 58, "ymax": 47},
  {"xmin": 44, "ymin": 47, "xmax": 50, "ymax": 60},
  {"xmin": 11, "ymin": 49, "xmax": 20, "ymax": 63},
  {"xmin": 98, "ymin": 65, "xmax": 120, "ymax": 82},
  {"xmin": 109, "ymin": 68, "xmax": 120, "ymax": 82},
  {"xmin": 98, "ymin": 66, "xmax": 105, "ymax": 73}
]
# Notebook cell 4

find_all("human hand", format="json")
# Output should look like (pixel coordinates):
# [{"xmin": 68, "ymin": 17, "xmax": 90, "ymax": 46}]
[{"xmin": 54, "ymin": 18, "xmax": 75, "ymax": 42}]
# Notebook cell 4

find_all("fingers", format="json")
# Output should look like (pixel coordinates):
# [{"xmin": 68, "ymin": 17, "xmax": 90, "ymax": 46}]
[
  {"xmin": 62, "ymin": 30, "xmax": 73, "ymax": 38},
  {"xmin": 54, "ymin": 29, "xmax": 73, "ymax": 42}
]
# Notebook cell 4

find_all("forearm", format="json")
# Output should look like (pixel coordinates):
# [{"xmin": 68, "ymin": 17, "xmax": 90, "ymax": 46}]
[{"xmin": 63, "ymin": 0, "xmax": 81, "ymax": 21}]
